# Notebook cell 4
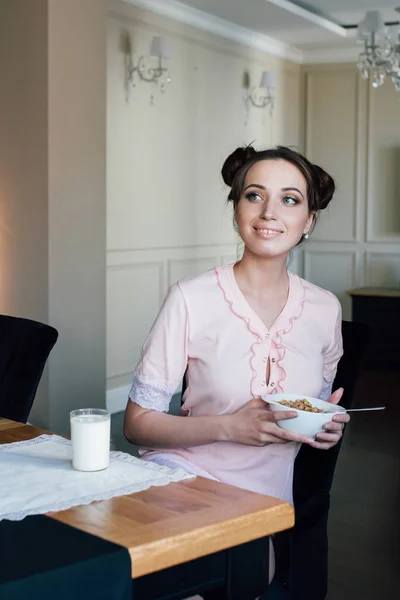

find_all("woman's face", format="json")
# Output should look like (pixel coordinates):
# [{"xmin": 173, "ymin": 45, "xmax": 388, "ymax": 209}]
[{"xmin": 235, "ymin": 159, "xmax": 313, "ymax": 260}]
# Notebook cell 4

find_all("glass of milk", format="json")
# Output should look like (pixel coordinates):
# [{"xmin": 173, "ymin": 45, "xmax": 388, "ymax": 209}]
[{"xmin": 70, "ymin": 408, "xmax": 111, "ymax": 471}]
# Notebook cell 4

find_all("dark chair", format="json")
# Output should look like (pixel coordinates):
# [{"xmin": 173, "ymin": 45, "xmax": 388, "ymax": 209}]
[
  {"xmin": 0, "ymin": 315, "xmax": 58, "ymax": 423},
  {"xmin": 273, "ymin": 319, "xmax": 370, "ymax": 600}
]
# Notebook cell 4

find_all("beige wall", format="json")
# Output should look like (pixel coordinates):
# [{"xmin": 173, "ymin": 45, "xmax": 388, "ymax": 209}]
[
  {"xmin": 300, "ymin": 63, "xmax": 400, "ymax": 319},
  {"xmin": 0, "ymin": 0, "xmax": 107, "ymax": 433},
  {"xmin": 0, "ymin": 0, "xmax": 49, "ymax": 424},
  {"xmin": 106, "ymin": 0, "xmax": 302, "ymax": 410},
  {"xmin": 48, "ymin": 0, "xmax": 107, "ymax": 433},
  {"xmin": 0, "ymin": 0, "xmax": 49, "ymax": 322}
]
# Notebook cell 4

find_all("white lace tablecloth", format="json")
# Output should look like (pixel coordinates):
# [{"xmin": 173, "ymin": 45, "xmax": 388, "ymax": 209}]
[{"xmin": 0, "ymin": 434, "xmax": 195, "ymax": 521}]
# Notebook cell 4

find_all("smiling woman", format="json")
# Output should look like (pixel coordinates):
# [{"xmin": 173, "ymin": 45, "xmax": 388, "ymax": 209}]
[{"xmin": 123, "ymin": 144, "xmax": 347, "ymax": 593}]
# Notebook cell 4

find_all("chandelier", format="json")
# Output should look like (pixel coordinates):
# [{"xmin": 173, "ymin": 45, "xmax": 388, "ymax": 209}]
[{"xmin": 357, "ymin": 10, "xmax": 400, "ymax": 92}]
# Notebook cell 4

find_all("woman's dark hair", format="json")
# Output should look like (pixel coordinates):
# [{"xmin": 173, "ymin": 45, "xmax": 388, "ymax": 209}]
[{"xmin": 221, "ymin": 145, "xmax": 335, "ymax": 215}]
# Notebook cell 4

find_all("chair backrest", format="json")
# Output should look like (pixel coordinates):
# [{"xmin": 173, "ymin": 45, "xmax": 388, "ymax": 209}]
[
  {"xmin": 282, "ymin": 320, "xmax": 370, "ymax": 599},
  {"xmin": 292, "ymin": 319, "xmax": 370, "ymax": 514},
  {"xmin": 0, "ymin": 315, "xmax": 58, "ymax": 423},
  {"xmin": 330, "ymin": 319, "xmax": 370, "ymax": 409},
  {"xmin": 293, "ymin": 321, "xmax": 369, "ymax": 510}
]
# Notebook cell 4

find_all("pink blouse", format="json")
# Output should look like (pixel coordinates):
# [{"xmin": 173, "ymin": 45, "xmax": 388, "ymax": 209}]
[{"xmin": 129, "ymin": 265, "xmax": 343, "ymax": 504}]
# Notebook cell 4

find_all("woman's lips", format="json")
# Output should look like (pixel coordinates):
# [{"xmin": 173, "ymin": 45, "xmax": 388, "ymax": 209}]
[{"xmin": 253, "ymin": 227, "xmax": 283, "ymax": 239}]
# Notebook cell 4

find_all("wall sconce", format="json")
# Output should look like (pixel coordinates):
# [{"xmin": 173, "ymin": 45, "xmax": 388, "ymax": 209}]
[
  {"xmin": 127, "ymin": 36, "xmax": 172, "ymax": 104},
  {"xmin": 243, "ymin": 71, "xmax": 277, "ymax": 123}
]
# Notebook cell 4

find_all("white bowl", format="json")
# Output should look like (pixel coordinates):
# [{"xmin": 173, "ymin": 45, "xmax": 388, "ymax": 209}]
[{"xmin": 262, "ymin": 393, "xmax": 346, "ymax": 438}]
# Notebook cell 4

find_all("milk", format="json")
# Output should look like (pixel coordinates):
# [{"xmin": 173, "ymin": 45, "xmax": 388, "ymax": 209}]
[{"xmin": 70, "ymin": 409, "xmax": 110, "ymax": 471}]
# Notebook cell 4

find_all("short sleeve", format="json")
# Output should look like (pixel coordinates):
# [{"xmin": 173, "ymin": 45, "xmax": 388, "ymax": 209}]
[
  {"xmin": 128, "ymin": 283, "xmax": 189, "ymax": 412},
  {"xmin": 319, "ymin": 299, "xmax": 343, "ymax": 400}
]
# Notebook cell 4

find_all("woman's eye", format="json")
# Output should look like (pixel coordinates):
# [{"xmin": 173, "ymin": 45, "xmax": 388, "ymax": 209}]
[
  {"xmin": 282, "ymin": 196, "xmax": 298, "ymax": 205},
  {"xmin": 245, "ymin": 192, "xmax": 263, "ymax": 202}
]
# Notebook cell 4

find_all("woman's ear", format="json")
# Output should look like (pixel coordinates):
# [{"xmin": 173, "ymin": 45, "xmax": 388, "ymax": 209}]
[{"xmin": 304, "ymin": 211, "xmax": 315, "ymax": 235}]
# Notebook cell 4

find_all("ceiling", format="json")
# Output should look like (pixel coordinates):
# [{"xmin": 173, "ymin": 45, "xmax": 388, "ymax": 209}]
[
  {"xmin": 124, "ymin": 1, "xmax": 400, "ymax": 62},
  {"xmin": 304, "ymin": 1, "xmax": 398, "ymax": 24}
]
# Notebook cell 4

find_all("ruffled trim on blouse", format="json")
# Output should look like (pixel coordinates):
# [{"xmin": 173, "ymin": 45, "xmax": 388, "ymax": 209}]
[
  {"xmin": 215, "ymin": 267, "xmax": 264, "ymax": 399},
  {"xmin": 273, "ymin": 277, "xmax": 306, "ymax": 392},
  {"xmin": 215, "ymin": 265, "xmax": 306, "ymax": 395}
]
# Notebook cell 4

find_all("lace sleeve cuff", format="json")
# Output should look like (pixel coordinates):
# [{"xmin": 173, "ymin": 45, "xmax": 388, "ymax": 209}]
[{"xmin": 128, "ymin": 372, "xmax": 175, "ymax": 412}]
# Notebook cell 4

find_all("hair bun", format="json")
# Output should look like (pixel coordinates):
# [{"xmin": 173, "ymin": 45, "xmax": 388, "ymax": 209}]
[
  {"xmin": 221, "ymin": 145, "xmax": 257, "ymax": 187},
  {"xmin": 312, "ymin": 164, "xmax": 335, "ymax": 210}
]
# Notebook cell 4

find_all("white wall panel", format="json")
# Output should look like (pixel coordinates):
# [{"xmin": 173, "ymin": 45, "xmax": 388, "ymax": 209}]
[
  {"xmin": 107, "ymin": 262, "xmax": 164, "ymax": 380},
  {"xmin": 365, "ymin": 253, "xmax": 400, "ymax": 287},
  {"xmin": 305, "ymin": 69, "xmax": 358, "ymax": 243},
  {"xmin": 168, "ymin": 256, "xmax": 217, "ymax": 284},
  {"xmin": 366, "ymin": 82, "xmax": 400, "ymax": 242},
  {"xmin": 304, "ymin": 249, "xmax": 356, "ymax": 320}
]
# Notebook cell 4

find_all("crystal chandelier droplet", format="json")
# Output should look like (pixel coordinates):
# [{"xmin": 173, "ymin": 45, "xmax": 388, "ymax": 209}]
[
  {"xmin": 361, "ymin": 68, "xmax": 369, "ymax": 80},
  {"xmin": 356, "ymin": 10, "xmax": 400, "ymax": 93}
]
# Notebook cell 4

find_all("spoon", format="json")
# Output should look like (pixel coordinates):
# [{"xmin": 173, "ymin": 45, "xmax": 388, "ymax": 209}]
[{"xmin": 345, "ymin": 406, "xmax": 386, "ymax": 412}]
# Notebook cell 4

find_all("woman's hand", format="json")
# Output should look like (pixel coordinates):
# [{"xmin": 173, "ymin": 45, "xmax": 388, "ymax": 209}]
[
  {"xmin": 225, "ymin": 397, "xmax": 316, "ymax": 447},
  {"xmin": 180, "ymin": 389, "xmax": 350, "ymax": 449},
  {"xmin": 310, "ymin": 388, "xmax": 350, "ymax": 450}
]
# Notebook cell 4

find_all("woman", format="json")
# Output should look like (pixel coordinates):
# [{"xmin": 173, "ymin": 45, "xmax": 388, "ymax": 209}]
[{"xmin": 124, "ymin": 145, "xmax": 349, "ymax": 587}]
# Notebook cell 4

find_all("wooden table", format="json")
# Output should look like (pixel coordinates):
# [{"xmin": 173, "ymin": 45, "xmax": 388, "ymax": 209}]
[
  {"xmin": 0, "ymin": 419, "xmax": 294, "ymax": 599},
  {"xmin": 346, "ymin": 287, "xmax": 400, "ymax": 369}
]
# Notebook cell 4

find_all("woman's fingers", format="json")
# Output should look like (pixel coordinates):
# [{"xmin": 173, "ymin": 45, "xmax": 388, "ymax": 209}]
[
  {"xmin": 309, "ymin": 427, "xmax": 344, "ymax": 449},
  {"xmin": 270, "ymin": 426, "xmax": 315, "ymax": 445},
  {"xmin": 327, "ymin": 388, "xmax": 344, "ymax": 405},
  {"xmin": 332, "ymin": 412, "xmax": 350, "ymax": 424},
  {"xmin": 270, "ymin": 410, "xmax": 298, "ymax": 421},
  {"xmin": 309, "ymin": 439, "xmax": 336, "ymax": 450},
  {"xmin": 315, "ymin": 431, "xmax": 341, "ymax": 443},
  {"xmin": 323, "ymin": 421, "xmax": 344, "ymax": 432},
  {"xmin": 258, "ymin": 418, "xmax": 314, "ymax": 445},
  {"xmin": 260, "ymin": 434, "xmax": 289, "ymax": 445}
]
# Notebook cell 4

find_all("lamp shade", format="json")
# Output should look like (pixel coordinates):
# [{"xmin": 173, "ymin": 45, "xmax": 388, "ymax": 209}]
[
  {"xmin": 260, "ymin": 71, "xmax": 277, "ymax": 90},
  {"xmin": 358, "ymin": 11, "xmax": 385, "ymax": 36},
  {"xmin": 150, "ymin": 36, "xmax": 171, "ymax": 59}
]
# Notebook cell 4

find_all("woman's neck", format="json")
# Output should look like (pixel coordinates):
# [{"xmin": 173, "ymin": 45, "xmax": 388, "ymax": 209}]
[{"xmin": 233, "ymin": 251, "xmax": 289, "ymax": 299}]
